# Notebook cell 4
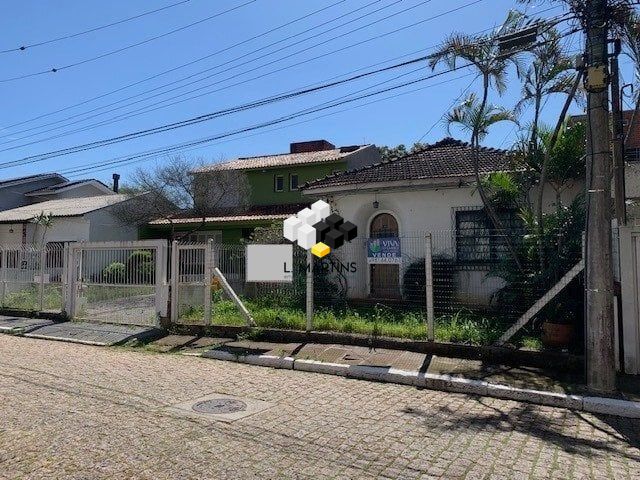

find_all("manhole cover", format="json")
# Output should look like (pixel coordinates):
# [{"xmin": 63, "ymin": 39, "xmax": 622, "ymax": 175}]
[{"xmin": 191, "ymin": 398, "xmax": 247, "ymax": 414}]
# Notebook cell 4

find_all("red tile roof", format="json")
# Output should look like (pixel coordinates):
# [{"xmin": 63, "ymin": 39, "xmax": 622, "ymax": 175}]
[{"xmin": 302, "ymin": 138, "xmax": 511, "ymax": 190}]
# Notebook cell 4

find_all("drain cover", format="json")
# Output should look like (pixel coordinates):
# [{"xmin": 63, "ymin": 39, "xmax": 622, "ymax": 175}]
[{"xmin": 191, "ymin": 398, "xmax": 247, "ymax": 414}]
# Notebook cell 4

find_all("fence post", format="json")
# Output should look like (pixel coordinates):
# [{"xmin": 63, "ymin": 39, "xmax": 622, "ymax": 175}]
[
  {"xmin": 170, "ymin": 241, "xmax": 178, "ymax": 323},
  {"xmin": 306, "ymin": 250, "xmax": 314, "ymax": 332},
  {"xmin": 38, "ymin": 246, "xmax": 45, "ymax": 312},
  {"xmin": 204, "ymin": 240, "xmax": 213, "ymax": 325},
  {"xmin": 0, "ymin": 248, "xmax": 6, "ymax": 308},
  {"xmin": 425, "ymin": 234, "xmax": 435, "ymax": 342},
  {"xmin": 65, "ymin": 245, "xmax": 76, "ymax": 319}
]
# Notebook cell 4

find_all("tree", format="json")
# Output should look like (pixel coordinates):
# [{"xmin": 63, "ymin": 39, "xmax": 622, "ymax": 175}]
[
  {"xmin": 429, "ymin": 10, "xmax": 526, "ymax": 269},
  {"xmin": 116, "ymin": 156, "xmax": 251, "ymax": 240},
  {"xmin": 378, "ymin": 143, "xmax": 427, "ymax": 161},
  {"xmin": 514, "ymin": 25, "xmax": 576, "ymax": 151},
  {"xmin": 30, "ymin": 211, "xmax": 54, "ymax": 247}
]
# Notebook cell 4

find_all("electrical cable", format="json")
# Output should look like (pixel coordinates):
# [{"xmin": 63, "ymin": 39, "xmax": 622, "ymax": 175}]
[{"xmin": 0, "ymin": 0, "xmax": 258, "ymax": 82}]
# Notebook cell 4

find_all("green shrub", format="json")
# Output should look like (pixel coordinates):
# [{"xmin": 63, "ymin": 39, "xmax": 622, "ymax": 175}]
[{"xmin": 102, "ymin": 262, "xmax": 126, "ymax": 284}]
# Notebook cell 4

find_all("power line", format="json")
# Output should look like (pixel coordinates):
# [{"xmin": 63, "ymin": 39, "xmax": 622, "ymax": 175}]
[
  {"xmin": 0, "ymin": 0, "xmax": 258, "ymax": 82},
  {"xmin": 57, "ymin": 26, "xmax": 581, "ymax": 176},
  {"xmin": 60, "ymin": 28, "xmax": 579, "ymax": 178},
  {"xmin": 0, "ymin": 23, "xmax": 578, "ymax": 171},
  {"xmin": 0, "ymin": 0, "xmax": 191, "ymax": 54},
  {"xmin": 0, "ymin": 0, "xmax": 350, "ymax": 130},
  {"xmin": 3, "ymin": 0, "xmax": 562, "ymax": 146},
  {"xmin": 5, "ymin": 0, "xmax": 520, "ymax": 151},
  {"xmin": 0, "ymin": 0, "xmax": 397, "ymax": 143},
  {"xmin": 64, "ymin": 72, "xmax": 477, "ymax": 177},
  {"xmin": 2, "ymin": 5, "xmax": 570, "ymax": 153},
  {"xmin": 0, "ymin": 56, "xmax": 446, "ymax": 163}
]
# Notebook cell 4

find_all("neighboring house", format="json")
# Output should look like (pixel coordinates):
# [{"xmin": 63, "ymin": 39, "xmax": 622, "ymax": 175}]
[
  {"xmin": 0, "ymin": 195, "xmax": 139, "ymax": 246},
  {"xmin": 147, "ymin": 139, "xmax": 381, "ymax": 242},
  {"xmin": 0, "ymin": 173, "xmax": 114, "ymax": 212},
  {"xmin": 301, "ymin": 138, "xmax": 582, "ymax": 303},
  {"xmin": 0, "ymin": 173, "xmax": 138, "ymax": 245}
]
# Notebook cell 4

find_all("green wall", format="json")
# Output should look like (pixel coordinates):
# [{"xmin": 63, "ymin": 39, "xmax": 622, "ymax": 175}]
[{"xmin": 246, "ymin": 161, "xmax": 345, "ymax": 205}]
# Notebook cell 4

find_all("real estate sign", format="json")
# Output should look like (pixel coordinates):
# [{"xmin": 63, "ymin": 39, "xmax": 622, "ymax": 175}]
[
  {"xmin": 246, "ymin": 244, "xmax": 293, "ymax": 282},
  {"xmin": 366, "ymin": 237, "xmax": 401, "ymax": 264}
]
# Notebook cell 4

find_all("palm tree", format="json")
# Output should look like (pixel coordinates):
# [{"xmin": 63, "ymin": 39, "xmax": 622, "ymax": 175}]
[
  {"xmin": 430, "ymin": 11, "xmax": 525, "ymax": 268},
  {"xmin": 514, "ymin": 26, "xmax": 576, "ymax": 150}
]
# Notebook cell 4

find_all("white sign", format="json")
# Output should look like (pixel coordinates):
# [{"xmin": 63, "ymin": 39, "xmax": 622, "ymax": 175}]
[{"xmin": 246, "ymin": 244, "xmax": 293, "ymax": 283}]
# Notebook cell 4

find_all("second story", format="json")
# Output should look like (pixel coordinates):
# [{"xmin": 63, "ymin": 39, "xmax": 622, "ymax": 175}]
[
  {"xmin": 0, "ymin": 173, "xmax": 116, "ymax": 212},
  {"xmin": 192, "ymin": 139, "xmax": 381, "ymax": 210}
]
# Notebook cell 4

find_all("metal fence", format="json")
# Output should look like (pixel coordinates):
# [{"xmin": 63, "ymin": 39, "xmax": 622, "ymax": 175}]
[
  {"xmin": 69, "ymin": 241, "xmax": 168, "ymax": 327},
  {"xmin": 170, "ymin": 230, "xmax": 584, "ymax": 345},
  {"xmin": 1, "ymin": 233, "xmax": 584, "ymax": 344},
  {"xmin": 0, "ymin": 243, "xmax": 67, "ymax": 313}
]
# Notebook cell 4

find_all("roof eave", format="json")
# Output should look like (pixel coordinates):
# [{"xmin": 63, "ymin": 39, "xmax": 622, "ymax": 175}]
[{"xmin": 302, "ymin": 176, "xmax": 477, "ymax": 195}]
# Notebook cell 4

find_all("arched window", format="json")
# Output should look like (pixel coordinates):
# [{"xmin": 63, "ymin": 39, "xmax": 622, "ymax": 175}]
[{"xmin": 369, "ymin": 213, "xmax": 399, "ymax": 238}]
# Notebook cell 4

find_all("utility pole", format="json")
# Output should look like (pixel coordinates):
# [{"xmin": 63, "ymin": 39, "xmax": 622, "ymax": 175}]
[
  {"xmin": 610, "ymin": 38, "xmax": 626, "ymax": 226},
  {"xmin": 585, "ymin": 0, "xmax": 616, "ymax": 392}
]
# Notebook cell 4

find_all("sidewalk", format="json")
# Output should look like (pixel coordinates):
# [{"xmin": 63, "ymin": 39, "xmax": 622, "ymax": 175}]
[{"xmin": 142, "ymin": 334, "xmax": 640, "ymax": 407}]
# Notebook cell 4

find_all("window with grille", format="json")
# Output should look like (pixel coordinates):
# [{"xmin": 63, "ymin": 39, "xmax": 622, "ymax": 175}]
[{"xmin": 455, "ymin": 209, "xmax": 523, "ymax": 262}]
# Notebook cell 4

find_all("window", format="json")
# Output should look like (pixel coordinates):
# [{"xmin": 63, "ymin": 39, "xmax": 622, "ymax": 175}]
[
  {"xmin": 289, "ymin": 173, "xmax": 299, "ymax": 191},
  {"xmin": 182, "ymin": 231, "xmax": 222, "ymax": 244},
  {"xmin": 455, "ymin": 209, "xmax": 523, "ymax": 262},
  {"xmin": 274, "ymin": 175, "xmax": 284, "ymax": 192}
]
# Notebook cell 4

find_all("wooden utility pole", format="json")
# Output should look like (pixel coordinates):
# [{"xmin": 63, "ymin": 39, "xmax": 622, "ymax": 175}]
[
  {"xmin": 585, "ymin": 0, "xmax": 616, "ymax": 392},
  {"xmin": 610, "ymin": 38, "xmax": 627, "ymax": 226}
]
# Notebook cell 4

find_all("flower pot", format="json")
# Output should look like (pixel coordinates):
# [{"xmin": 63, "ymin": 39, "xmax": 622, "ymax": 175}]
[{"xmin": 542, "ymin": 321, "xmax": 574, "ymax": 347}]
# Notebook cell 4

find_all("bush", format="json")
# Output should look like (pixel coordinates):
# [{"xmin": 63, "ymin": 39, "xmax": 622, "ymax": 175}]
[
  {"xmin": 102, "ymin": 262, "xmax": 126, "ymax": 284},
  {"xmin": 402, "ymin": 256, "xmax": 457, "ymax": 311},
  {"xmin": 126, "ymin": 250, "xmax": 154, "ymax": 282}
]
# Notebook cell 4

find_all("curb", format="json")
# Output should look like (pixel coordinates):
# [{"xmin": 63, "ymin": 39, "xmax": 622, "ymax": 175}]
[{"xmin": 201, "ymin": 349, "xmax": 640, "ymax": 419}]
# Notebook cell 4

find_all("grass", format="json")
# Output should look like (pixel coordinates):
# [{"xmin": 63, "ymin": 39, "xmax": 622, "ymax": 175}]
[
  {"xmin": 178, "ymin": 300, "xmax": 537, "ymax": 348},
  {"xmin": 2, "ymin": 285, "xmax": 62, "ymax": 311}
]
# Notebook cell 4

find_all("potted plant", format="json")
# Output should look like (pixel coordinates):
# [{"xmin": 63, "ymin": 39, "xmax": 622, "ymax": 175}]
[{"xmin": 542, "ymin": 304, "xmax": 575, "ymax": 348}]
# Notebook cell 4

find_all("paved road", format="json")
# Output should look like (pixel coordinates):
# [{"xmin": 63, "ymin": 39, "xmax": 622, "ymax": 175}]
[{"xmin": 1, "ymin": 335, "xmax": 639, "ymax": 479}]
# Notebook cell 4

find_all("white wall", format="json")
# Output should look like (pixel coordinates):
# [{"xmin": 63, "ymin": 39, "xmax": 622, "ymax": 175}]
[
  {"xmin": 316, "ymin": 181, "xmax": 584, "ymax": 304},
  {"xmin": 0, "ymin": 218, "xmax": 91, "ymax": 246},
  {"xmin": 86, "ymin": 208, "xmax": 138, "ymax": 242}
]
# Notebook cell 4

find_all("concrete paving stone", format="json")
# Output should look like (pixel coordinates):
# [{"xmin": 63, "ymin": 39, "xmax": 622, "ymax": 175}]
[
  {"xmin": 23, "ymin": 321, "xmax": 161, "ymax": 346},
  {"xmin": 0, "ymin": 315, "xmax": 56, "ymax": 334},
  {"xmin": 147, "ymin": 335, "xmax": 197, "ymax": 352},
  {"xmin": 3, "ymin": 334, "xmax": 639, "ymax": 478}
]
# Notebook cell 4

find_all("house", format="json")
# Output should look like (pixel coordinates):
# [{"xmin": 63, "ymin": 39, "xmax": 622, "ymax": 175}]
[
  {"xmin": 301, "ymin": 138, "xmax": 582, "ymax": 303},
  {"xmin": 147, "ymin": 140, "xmax": 381, "ymax": 242},
  {"xmin": 0, "ymin": 173, "xmax": 138, "ymax": 245}
]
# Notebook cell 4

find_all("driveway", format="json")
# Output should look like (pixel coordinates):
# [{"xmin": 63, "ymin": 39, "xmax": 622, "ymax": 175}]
[{"xmin": 0, "ymin": 335, "xmax": 638, "ymax": 479}]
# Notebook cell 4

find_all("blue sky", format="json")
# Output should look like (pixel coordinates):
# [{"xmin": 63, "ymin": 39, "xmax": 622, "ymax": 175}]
[{"xmin": 0, "ymin": 0, "xmax": 633, "ymax": 185}]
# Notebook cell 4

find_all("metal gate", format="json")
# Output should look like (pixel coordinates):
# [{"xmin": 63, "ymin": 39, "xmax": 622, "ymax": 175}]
[
  {"xmin": 68, "ymin": 240, "xmax": 168, "ymax": 326},
  {"xmin": 171, "ymin": 242, "xmax": 211, "ymax": 324},
  {"xmin": 0, "ymin": 243, "xmax": 67, "ymax": 313},
  {"xmin": 619, "ymin": 225, "xmax": 640, "ymax": 374}
]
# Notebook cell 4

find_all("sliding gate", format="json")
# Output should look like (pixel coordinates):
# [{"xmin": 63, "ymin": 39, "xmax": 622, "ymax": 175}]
[{"xmin": 68, "ymin": 240, "xmax": 168, "ymax": 326}]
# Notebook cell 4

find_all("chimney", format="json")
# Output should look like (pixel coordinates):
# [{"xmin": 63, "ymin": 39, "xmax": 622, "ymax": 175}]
[
  {"xmin": 290, "ymin": 139, "xmax": 335, "ymax": 154},
  {"xmin": 112, "ymin": 173, "xmax": 120, "ymax": 193}
]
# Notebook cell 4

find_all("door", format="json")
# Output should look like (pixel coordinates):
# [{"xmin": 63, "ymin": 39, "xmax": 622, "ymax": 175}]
[{"xmin": 369, "ymin": 213, "xmax": 400, "ymax": 299}]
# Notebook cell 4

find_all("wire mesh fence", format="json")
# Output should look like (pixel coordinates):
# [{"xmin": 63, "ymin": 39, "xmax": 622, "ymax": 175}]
[{"xmin": 170, "ymin": 229, "xmax": 584, "ymax": 346}]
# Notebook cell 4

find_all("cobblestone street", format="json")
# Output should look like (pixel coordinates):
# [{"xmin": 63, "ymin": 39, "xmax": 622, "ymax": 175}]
[{"xmin": 1, "ymin": 335, "xmax": 639, "ymax": 479}]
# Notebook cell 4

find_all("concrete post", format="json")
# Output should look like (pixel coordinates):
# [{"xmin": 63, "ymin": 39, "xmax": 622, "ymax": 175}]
[
  {"xmin": 306, "ymin": 250, "xmax": 314, "ymax": 332},
  {"xmin": 425, "ymin": 234, "xmax": 435, "ymax": 342}
]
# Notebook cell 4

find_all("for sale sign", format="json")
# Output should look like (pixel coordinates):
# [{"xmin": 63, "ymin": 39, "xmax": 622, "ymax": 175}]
[{"xmin": 366, "ymin": 237, "xmax": 401, "ymax": 264}]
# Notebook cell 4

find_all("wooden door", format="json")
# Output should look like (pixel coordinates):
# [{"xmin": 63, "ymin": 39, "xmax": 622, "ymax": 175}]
[{"xmin": 369, "ymin": 213, "xmax": 400, "ymax": 298}]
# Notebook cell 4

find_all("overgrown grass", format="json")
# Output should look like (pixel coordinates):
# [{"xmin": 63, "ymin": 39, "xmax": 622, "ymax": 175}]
[
  {"xmin": 2, "ymin": 285, "xmax": 62, "ymax": 311},
  {"xmin": 178, "ymin": 300, "xmax": 537, "ymax": 348}
]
